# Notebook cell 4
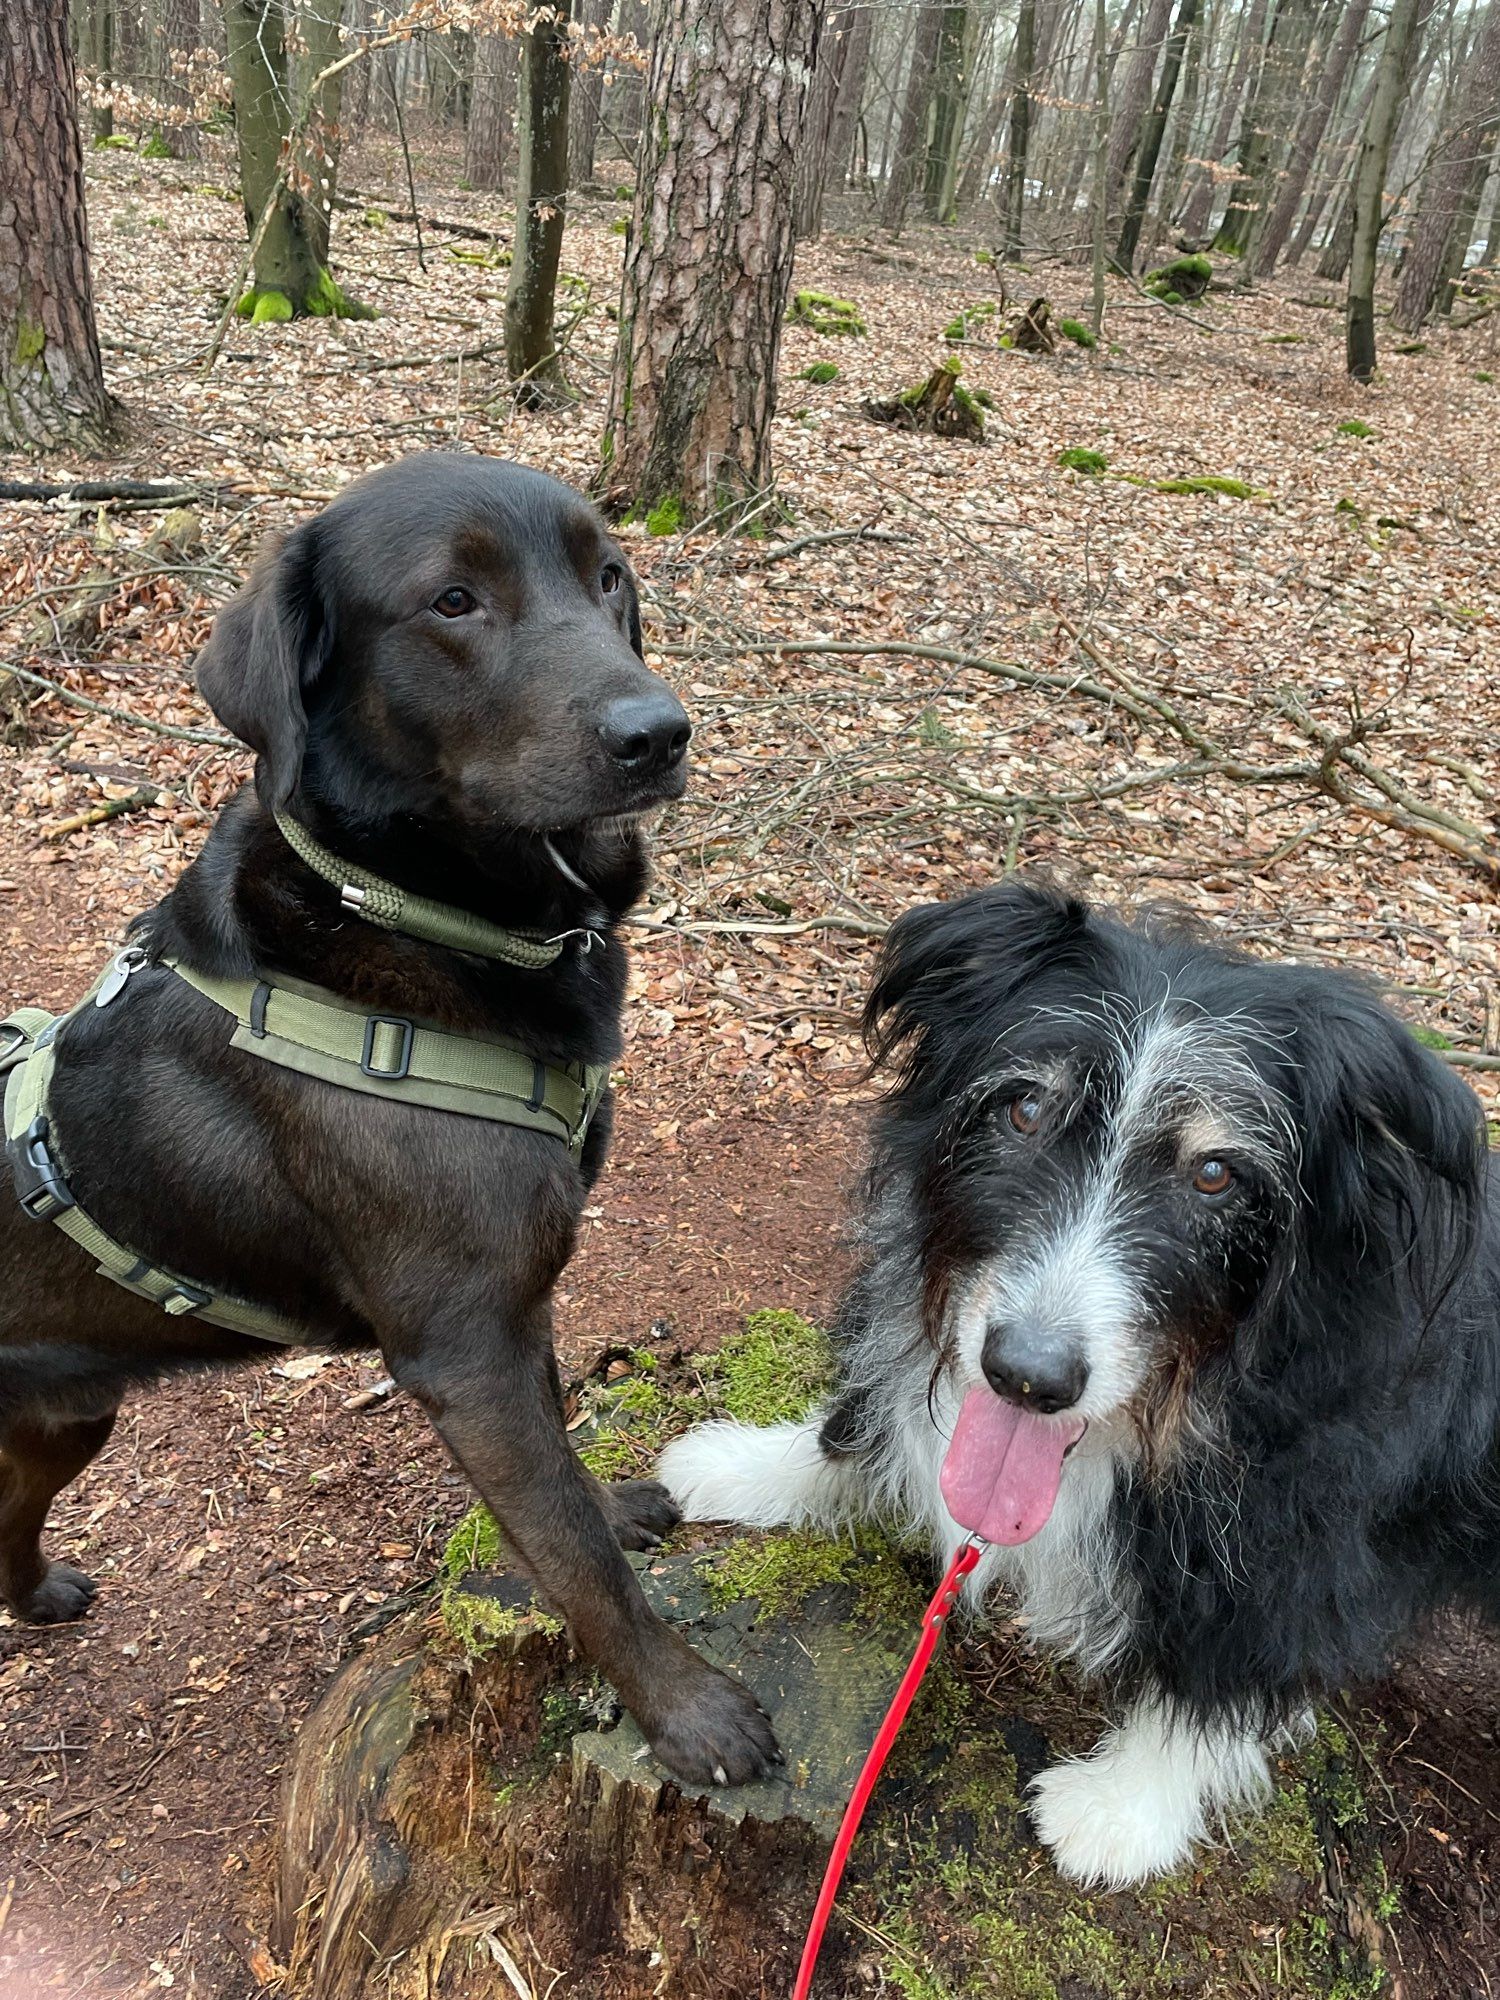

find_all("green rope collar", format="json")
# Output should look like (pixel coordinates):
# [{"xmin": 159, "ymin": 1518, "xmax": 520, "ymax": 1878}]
[{"xmin": 274, "ymin": 811, "xmax": 599, "ymax": 969}]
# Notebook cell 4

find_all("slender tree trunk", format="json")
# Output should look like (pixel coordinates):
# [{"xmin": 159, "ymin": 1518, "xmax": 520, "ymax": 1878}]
[
  {"xmin": 1115, "ymin": 0, "xmax": 1200, "ymax": 268},
  {"xmin": 297, "ymin": 0, "xmax": 346, "ymax": 270},
  {"xmin": 612, "ymin": 0, "xmax": 650, "ymax": 161},
  {"xmin": 1474, "ymin": 156, "xmax": 1500, "ymax": 266},
  {"xmin": 796, "ymin": 4, "xmax": 856, "ymax": 239},
  {"xmin": 506, "ymin": 0, "xmax": 573, "ymax": 403},
  {"xmin": 90, "ymin": 0, "xmax": 115, "ymax": 140},
  {"xmin": 567, "ymin": 0, "xmax": 611, "ymax": 187},
  {"xmin": 1348, "ymin": 0, "xmax": 1423, "ymax": 378},
  {"xmin": 1105, "ymin": 0, "xmax": 1174, "ymax": 201},
  {"xmin": 1091, "ymin": 0, "xmax": 1110, "ymax": 334},
  {"xmin": 1002, "ymin": 0, "xmax": 1038, "ymax": 254},
  {"xmin": 882, "ymin": 3, "xmax": 943, "ymax": 232},
  {"xmin": 603, "ymin": 0, "xmax": 825, "ymax": 521},
  {"xmin": 1177, "ymin": 0, "xmax": 1268, "ymax": 239},
  {"xmin": 1216, "ymin": 0, "xmax": 1321, "ymax": 258},
  {"xmin": 1434, "ymin": 130, "xmax": 1498, "ymax": 310},
  {"xmin": 1393, "ymin": 0, "xmax": 1500, "ymax": 328},
  {"xmin": 824, "ymin": 0, "xmax": 872, "ymax": 201},
  {"xmin": 1255, "ymin": 0, "xmax": 1371, "ymax": 275},
  {"xmin": 465, "ymin": 31, "xmax": 515, "ymax": 190},
  {"xmin": 925, "ymin": 4, "xmax": 977, "ymax": 221},
  {"xmin": 1, "ymin": 0, "xmax": 115, "ymax": 452}
]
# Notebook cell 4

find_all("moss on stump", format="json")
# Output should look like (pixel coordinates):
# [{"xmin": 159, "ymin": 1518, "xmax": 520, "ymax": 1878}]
[{"xmin": 864, "ymin": 357, "xmax": 987, "ymax": 443}]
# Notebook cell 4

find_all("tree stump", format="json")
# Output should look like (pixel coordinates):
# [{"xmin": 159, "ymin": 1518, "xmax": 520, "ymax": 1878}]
[
  {"xmin": 1006, "ymin": 296, "xmax": 1056, "ymax": 352},
  {"xmin": 862, "ymin": 358, "xmax": 987, "ymax": 441}
]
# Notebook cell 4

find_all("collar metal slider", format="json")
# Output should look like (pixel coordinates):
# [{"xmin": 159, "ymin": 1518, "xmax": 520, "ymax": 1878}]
[{"xmin": 340, "ymin": 884, "xmax": 367, "ymax": 912}]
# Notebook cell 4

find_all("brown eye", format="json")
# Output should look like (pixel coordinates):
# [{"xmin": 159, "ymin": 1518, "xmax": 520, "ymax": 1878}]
[
  {"xmin": 434, "ymin": 587, "xmax": 475, "ymax": 618},
  {"xmin": 1193, "ymin": 1158, "xmax": 1234, "ymax": 1196},
  {"xmin": 601, "ymin": 563, "xmax": 623, "ymax": 596},
  {"xmin": 1008, "ymin": 1092, "xmax": 1042, "ymax": 1136}
]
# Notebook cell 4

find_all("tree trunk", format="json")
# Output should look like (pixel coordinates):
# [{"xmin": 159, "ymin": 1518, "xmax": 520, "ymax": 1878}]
[
  {"xmin": 90, "ymin": 0, "xmax": 115, "ymax": 140},
  {"xmin": 1105, "ymin": 0, "xmax": 1175, "ymax": 203},
  {"xmin": 796, "ymin": 4, "xmax": 856, "ymax": 239},
  {"xmin": 1177, "ymin": 0, "xmax": 1268, "ymax": 239},
  {"xmin": 567, "ymin": 0, "xmax": 612, "ymax": 187},
  {"xmin": 1215, "ymin": 0, "xmax": 1321, "ymax": 259},
  {"xmin": 0, "ymin": 0, "xmax": 115, "ymax": 452},
  {"xmin": 465, "ymin": 31, "xmax": 515, "ymax": 191},
  {"xmin": 881, "ymin": 3, "xmax": 943, "ymax": 233},
  {"xmin": 297, "ymin": 0, "xmax": 346, "ymax": 271},
  {"xmin": 1433, "ymin": 128, "xmax": 1498, "ymax": 311},
  {"xmin": 603, "ymin": 0, "xmax": 825, "ymax": 522},
  {"xmin": 612, "ymin": 0, "xmax": 651, "ymax": 161},
  {"xmin": 825, "ymin": 0, "xmax": 872, "ymax": 199},
  {"xmin": 1392, "ymin": 0, "xmax": 1500, "ymax": 329},
  {"xmin": 1254, "ymin": 0, "xmax": 1371, "ymax": 275},
  {"xmin": 1348, "ymin": 0, "xmax": 1423, "ymax": 379},
  {"xmin": 1091, "ymin": 0, "xmax": 1109, "ymax": 334},
  {"xmin": 1472, "ymin": 153, "xmax": 1500, "ymax": 268},
  {"xmin": 924, "ymin": 4, "xmax": 977, "ymax": 222},
  {"xmin": 1115, "ymin": 0, "xmax": 1200, "ymax": 269},
  {"xmin": 1001, "ymin": 0, "xmax": 1038, "ymax": 255},
  {"xmin": 505, "ymin": 0, "xmax": 573, "ymax": 403},
  {"xmin": 222, "ymin": 0, "xmax": 362, "ymax": 318}
]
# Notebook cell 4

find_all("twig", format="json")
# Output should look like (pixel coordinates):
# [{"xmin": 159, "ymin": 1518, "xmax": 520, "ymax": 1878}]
[
  {"xmin": 391, "ymin": 79, "xmax": 426, "ymax": 274},
  {"xmin": 0, "ymin": 479, "xmax": 226, "ymax": 506},
  {"xmin": 630, "ymin": 912, "xmax": 887, "ymax": 939},
  {"xmin": 337, "ymin": 188, "xmax": 505, "ymax": 244},
  {"xmin": 742, "ymin": 525, "xmax": 912, "ymax": 567},
  {"xmin": 45, "ymin": 785, "xmax": 163, "ymax": 840},
  {"xmin": 3, "ymin": 666, "xmax": 234, "ymax": 746}
]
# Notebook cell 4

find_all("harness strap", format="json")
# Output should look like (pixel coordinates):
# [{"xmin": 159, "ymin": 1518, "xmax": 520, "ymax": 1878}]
[
  {"xmin": 164, "ymin": 960, "xmax": 606, "ymax": 1155},
  {"xmin": 1, "ymin": 1010, "xmax": 305, "ymax": 1345},
  {"xmin": 274, "ymin": 811, "xmax": 578, "ymax": 970}
]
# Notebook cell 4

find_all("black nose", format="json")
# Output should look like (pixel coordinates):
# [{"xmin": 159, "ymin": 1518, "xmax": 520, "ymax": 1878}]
[
  {"xmin": 599, "ymin": 694, "xmax": 691, "ymax": 775},
  {"xmin": 981, "ymin": 1321, "xmax": 1089, "ymax": 1415}
]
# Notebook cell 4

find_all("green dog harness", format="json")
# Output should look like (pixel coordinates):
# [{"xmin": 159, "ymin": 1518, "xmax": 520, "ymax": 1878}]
[{"xmin": 2, "ymin": 948, "xmax": 608, "ymax": 1346}]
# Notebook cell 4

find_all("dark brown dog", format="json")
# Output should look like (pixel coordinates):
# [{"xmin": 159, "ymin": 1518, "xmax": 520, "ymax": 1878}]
[{"xmin": 0, "ymin": 452, "xmax": 779, "ymax": 1786}]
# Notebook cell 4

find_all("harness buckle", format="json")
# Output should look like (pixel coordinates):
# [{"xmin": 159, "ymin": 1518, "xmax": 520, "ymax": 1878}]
[
  {"xmin": 12, "ymin": 1116, "xmax": 76, "ymax": 1221},
  {"xmin": 361, "ymin": 1014, "xmax": 415, "ymax": 1080},
  {"xmin": 161, "ymin": 1282, "xmax": 211, "ymax": 1316}
]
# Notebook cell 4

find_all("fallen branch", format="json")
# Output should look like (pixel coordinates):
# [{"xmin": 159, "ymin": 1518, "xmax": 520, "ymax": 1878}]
[
  {"xmin": 337, "ymin": 189, "xmax": 505, "ymax": 244},
  {"xmin": 45, "ymin": 785, "xmax": 162, "ymax": 840},
  {"xmin": 0, "ymin": 479, "xmax": 225, "ymax": 506},
  {"xmin": 2, "ymin": 665, "xmax": 234, "ymax": 746},
  {"xmin": 742, "ymin": 525, "xmax": 911, "ymax": 567}
]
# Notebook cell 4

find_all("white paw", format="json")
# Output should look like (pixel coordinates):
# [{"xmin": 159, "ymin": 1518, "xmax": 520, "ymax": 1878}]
[
  {"xmin": 1029, "ymin": 1747, "xmax": 1201, "ymax": 1888},
  {"xmin": 657, "ymin": 1419, "xmax": 822, "ymax": 1528}
]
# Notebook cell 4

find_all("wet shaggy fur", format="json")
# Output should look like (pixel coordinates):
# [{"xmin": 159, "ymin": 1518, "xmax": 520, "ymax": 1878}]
[
  {"xmin": 661, "ymin": 880, "xmax": 1500, "ymax": 1881},
  {"xmin": 0, "ymin": 453, "xmax": 778, "ymax": 1789}
]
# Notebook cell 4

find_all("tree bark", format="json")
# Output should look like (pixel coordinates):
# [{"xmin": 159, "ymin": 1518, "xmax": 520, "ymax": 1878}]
[
  {"xmin": 881, "ymin": 2, "xmax": 944, "ymax": 233},
  {"xmin": 1348, "ymin": 0, "xmax": 1423, "ymax": 379},
  {"xmin": 297, "ymin": 0, "xmax": 346, "ymax": 270},
  {"xmin": 1115, "ymin": 0, "xmax": 1201, "ymax": 268},
  {"xmin": 603, "ymin": 0, "xmax": 825, "ymax": 521},
  {"xmin": 90, "ymin": 0, "xmax": 115, "ymax": 140},
  {"xmin": 1392, "ymin": 0, "xmax": 1500, "ymax": 328},
  {"xmin": 1215, "ymin": 0, "xmax": 1322, "ymax": 259},
  {"xmin": 505, "ymin": 0, "xmax": 573, "ymax": 403},
  {"xmin": 824, "ymin": 0, "xmax": 872, "ymax": 200},
  {"xmin": 567, "ymin": 0, "xmax": 612, "ymax": 188},
  {"xmin": 924, "ymin": 4, "xmax": 977, "ymax": 221},
  {"xmin": 465, "ymin": 31, "xmax": 516, "ymax": 191},
  {"xmin": 1105, "ymin": 0, "xmax": 1175, "ymax": 203},
  {"xmin": 1254, "ymin": 0, "xmax": 1371, "ymax": 275},
  {"xmin": 1177, "ymin": 0, "xmax": 1268, "ymax": 239},
  {"xmin": 1001, "ymin": 0, "xmax": 1038, "ymax": 254},
  {"xmin": 1, "ymin": 0, "xmax": 115, "ymax": 452}
]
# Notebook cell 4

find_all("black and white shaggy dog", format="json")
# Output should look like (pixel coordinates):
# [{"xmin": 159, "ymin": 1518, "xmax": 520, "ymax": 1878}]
[{"xmin": 660, "ymin": 880, "xmax": 1500, "ymax": 1886}]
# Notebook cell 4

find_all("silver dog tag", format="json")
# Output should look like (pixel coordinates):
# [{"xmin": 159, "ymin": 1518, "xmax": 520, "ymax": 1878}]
[{"xmin": 95, "ymin": 946, "xmax": 148, "ymax": 1008}]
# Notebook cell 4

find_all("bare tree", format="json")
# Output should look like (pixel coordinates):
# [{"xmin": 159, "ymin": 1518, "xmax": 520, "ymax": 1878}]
[
  {"xmin": 1349, "ymin": 0, "xmax": 1423, "ymax": 379},
  {"xmin": 1115, "ymin": 0, "xmax": 1201, "ymax": 268},
  {"xmin": 1254, "ymin": 0, "xmax": 1372, "ymax": 275},
  {"xmin": 603, "ymin": 0, "xmax": 826, "ymax": 523},
  {"xmin": 882, "ymin": 3, "xmax": 944, "ymax": 232},
  {"xmin": 567, "ymin": 0, "xmax": 612, "ymax": 187},
  {"xmin": 1393, "ymin": 0, "xmax": 1500, "ymax": 328},
  {"xmin": 1177, "ymin": 0, "xmax": 1269, "ymax": 240},
  {"xmin": 1106, "ymin": 0, "xmax": 1175, "ymax": 203},
  {"xmin": 1002, "ymin": 0, "xmax": 1039, "ymax": 254},
  {"xmin": 465, "ymin": 31, "xmax": 516, "ymax": 190},
  {"xmin": 1, "ymin": 0, "xmax": 115, "ymax": 451},
  {"xmin": 505, "ymin": 0, "xmax": 572, "ymax": 402},
  {"xmin": 796, "ymin": 4, "xmax": 858, "ymax": 240}
]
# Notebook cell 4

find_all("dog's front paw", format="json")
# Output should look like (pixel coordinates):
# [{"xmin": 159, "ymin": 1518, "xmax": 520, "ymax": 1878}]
[
  {"xmin": 595, "ymin": 1477, "xmax": 681, "ymax": 1550},
  {"xmin": 13, "ymin": 1562, "xmax": 98, "ymax": 1626},
  {"xmin": 1029, "ymin": 1749, "xmax": 1198, "ymax": 1888},
  {"xmin": 646, "ymin": 1661, "xmax": 782, "ymax": 1788}
]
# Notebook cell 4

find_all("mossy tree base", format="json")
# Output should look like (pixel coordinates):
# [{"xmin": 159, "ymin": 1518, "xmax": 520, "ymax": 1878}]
[
  {"xmin": 274, "ymin": 1326, "xmax": 1399, "ymax": 1999},
  {"xmin": 1004, "ymin": 296, "xmax": 1056, "ymax": 352},
  {"xmin": 234, "ymin": 271, "xmax": 376, "ymax": 324},
  {"xmin": 864, "ymin": 357, "xmax": 987, "ymax": 442}
]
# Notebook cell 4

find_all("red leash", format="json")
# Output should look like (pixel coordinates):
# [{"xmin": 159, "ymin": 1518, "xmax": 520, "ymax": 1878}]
[{"xmin": 790, "ymin": 1537, "xmax": 986, "ymax": 1999}]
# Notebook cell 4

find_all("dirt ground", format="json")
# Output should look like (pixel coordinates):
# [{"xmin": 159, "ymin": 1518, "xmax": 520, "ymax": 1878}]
[{"xmin": 2, "ymin": 123, "xmax": 1498, "ymax": 1998}]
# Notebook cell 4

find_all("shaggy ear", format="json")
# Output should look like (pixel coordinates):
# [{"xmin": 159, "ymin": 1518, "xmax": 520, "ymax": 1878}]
[
  {"xmin": 196, "ymin": 519, "xmax": 333, "ymax": 807},
  {"xmin": 864, "ymin": 878, "xmax": 1090, "ymax": 1076}
]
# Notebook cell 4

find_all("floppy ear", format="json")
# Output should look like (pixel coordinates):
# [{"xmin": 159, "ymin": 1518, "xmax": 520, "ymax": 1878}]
[
  {"xmin": 196, "ymin": 519, "xmax": 333, "ymax": 807},
  {"xmin": 865, "ymin": 878, "xmax": 1090, "ymax": 1080}
]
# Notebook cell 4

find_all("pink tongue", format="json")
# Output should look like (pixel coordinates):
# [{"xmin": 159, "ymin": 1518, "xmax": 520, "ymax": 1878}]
[{"xmin": 940, "ymin": 1387, "xmax": 1085, "ymax": 1545}]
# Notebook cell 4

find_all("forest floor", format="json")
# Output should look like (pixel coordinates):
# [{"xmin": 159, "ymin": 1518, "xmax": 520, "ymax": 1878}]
[{"xmin": 0, "ymin": 129, "xmax": 1497, "ymax": 1999}]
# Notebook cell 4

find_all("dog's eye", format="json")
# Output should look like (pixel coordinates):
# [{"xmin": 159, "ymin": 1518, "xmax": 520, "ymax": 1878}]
[
  {"xmin": 600, "ymin": 564, "xmax": 624, "ymax": 596},
  {"xmin": 433, "ymin": 587, "xmax": 475, "ymax": 618},
  {"xmin": 1007, "ymin": 1092, "xmax": 1043, "ymax": 1136},
  {"xmin": 1192, "ymin": 1158, "xmax": 1235, "ymax": 1196}
]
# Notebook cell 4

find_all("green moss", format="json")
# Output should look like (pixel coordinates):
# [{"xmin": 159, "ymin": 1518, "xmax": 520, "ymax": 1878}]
[
  {"xmin": 711, "ymin": 1308, "xmax": 833, "ymax": 1425},
  {"xmin": 802, "ymin": 359, "xmax": 840, "ymax": 384},
  {"xmin": 944, "ymin": 300, "xmax": 998, "ymax": 341},
  {"xmin": 644, "ymin": 493, "xmax": 684, "ymax": 535},
  {"xmin": 1264, "ymin": 331, "xmax": 1306, "ymax": 343},
  {"xmin": 1154, "ymin": 473, "xmax": 1260, "ymax": 498},
  {"xmin": 1148, "ymin": 251, "xmax": 1212, "ymax": 287},
  {"xmin": 439, "ymin": 1503, "xmax": 562, "ymax": 1656},
  {"xmin": 12, "ymin": 318, "xmax": 45, "ymax": 366},
  {"xmin": 1411, "ymin": 1024, "xmax": 1454, "ymax": 1049},
  {"xmin": 701, "ymin": 1530, "xmax": 860, "ymax": 1614},
  {"xmin": 241, "ymin": 289, "xmax": 293, "ymax": 323},
  {"xmin": 303, "ymin": 266, "xmax": 377, "ymax": 320},
  {"xmin": 615, "ymin": 181, "xmax": 634, "ymax": 200},
  {"xmin": 1393, "ymin": 341, "xmax": 1427, "ymax": 355},
  {"xmin": 449, "ymin": 243, "xmax": 512, "ymax": 267},
  {"xmin": 142, "ymin": 129, "xmax": 173, "ymax": 158},
  {"xmin": 1058, "ymin": 317, "xmax": 1096, "ymax": 348},
  {"xmin": 974, "ymin": 248, "xmax": 995, "ymax": 267},
  {"xmin": 1478, "ymin": 370, "xmax": 1494, "ymax": 383},
  {"xmin": 1338, "ymin": 417, "xmax": 1374, "ymax": 438},
  {"xmin": 93, "ymin": 133, "xmax": 135, "ymax": 150},
  {"xmin": 1058, "ymin": 445, "xmax": 1108, "ymax": 474},
  {"xmin": 789, "ymin": 288, "xmax": 867, "ymax": 336},
  {"xmin": 610, "ymin": 215, "xmax": 629, "ymax": 235}
]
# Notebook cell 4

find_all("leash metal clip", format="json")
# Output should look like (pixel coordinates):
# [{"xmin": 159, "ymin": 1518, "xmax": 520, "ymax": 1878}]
[
  {"xmin": 547, "ymin": 928, "xmax": 606, "ymax": 955},
  {"xmin": 95, "ymin": 946, "xmax": 149, "ymax": 1009}
]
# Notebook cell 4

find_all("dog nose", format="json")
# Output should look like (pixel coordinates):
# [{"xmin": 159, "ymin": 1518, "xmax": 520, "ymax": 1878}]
[
  {"xmin": 981, "ymin": 1321, "xmax": 1089, "ymax": 1415},
  {"xmin": 599, "ymin": 694, "xmax": 691, "ymax": 774}
]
